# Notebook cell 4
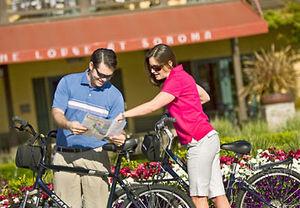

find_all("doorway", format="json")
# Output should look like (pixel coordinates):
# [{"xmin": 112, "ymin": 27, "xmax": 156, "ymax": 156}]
[{"xmin": 182, "ymin": 57, "xmax": 236, "ymax": 119}]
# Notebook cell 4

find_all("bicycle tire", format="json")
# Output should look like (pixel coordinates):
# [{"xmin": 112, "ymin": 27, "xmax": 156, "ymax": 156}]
[
  {"xmin": 11, "ymin": 202, "xmax": 62, "ymax": 208},
  {"xmin": 236, "ymin": 168, "xmax": 300, "ymax": 208},
  {"xmin": 123, "ymin": 184, "xmax": 195, "ymax": 208},
  {"xmin": 112, "ymin": 184, "xmax": 145, "ymax": 208},
  {"xmin": 10, "ymin": 202, "xmax": 37, "ymax": 208}
]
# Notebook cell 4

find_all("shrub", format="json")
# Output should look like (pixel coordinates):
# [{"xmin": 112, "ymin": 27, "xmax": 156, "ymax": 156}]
[
  {"xmin": 249, "ymin": 131, "xmax": 300, "ymax": 152},
  {"xmin": 240, "ymin": 120, "xmax": 269, "ymax": 137},
  {"xmin": 281, "ymin": 116, "xmax": 300, "ymax": 131},
  {"xmin": 0, "ymin": 163, "xmax": 52, "ymax": 197},
  {"xmin": 211, "ymin": 117, "xmax": 240, "ymax": 138}
]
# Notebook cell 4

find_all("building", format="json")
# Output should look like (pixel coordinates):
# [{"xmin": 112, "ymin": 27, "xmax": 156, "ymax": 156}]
[{"xmin": 0, "ymin": 0, "xmax": 287, "ymax": 150}]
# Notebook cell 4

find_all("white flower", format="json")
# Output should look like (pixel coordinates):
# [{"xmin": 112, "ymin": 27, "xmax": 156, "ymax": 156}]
[
  {"xmin": 13, "ymin": 197, "xmax": 20, "ymax": 203},
  {"xmin": 256, "ymin": 149, "xmax": 264, "ymax": 154}
]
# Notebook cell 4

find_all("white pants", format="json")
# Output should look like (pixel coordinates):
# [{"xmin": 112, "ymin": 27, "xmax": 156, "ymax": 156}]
[{"xmin": 187, "ymin": 130, "xmax": 225, "ymax": 198}]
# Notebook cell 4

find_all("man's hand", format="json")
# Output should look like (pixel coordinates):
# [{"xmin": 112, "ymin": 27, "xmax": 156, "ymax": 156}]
[
  {"xmin": 52, "ymin": 108, "xmax": 87, "ymax": 135},
  {"xmin": 115, "ymin": 113, "xmax": 125, "ymax": 122},
  {"xmin": 109, "ymin": 133, "xmax": 126, "ymax": 146},
  {"xmin": 67, "ymin": 121, "xmax": 88, "ymax": 135}
]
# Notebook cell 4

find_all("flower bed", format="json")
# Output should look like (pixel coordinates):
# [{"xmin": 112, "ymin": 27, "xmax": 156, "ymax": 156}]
[
  {"xmin": 1, "ymin": 148, "xmax": 300, "ymax": 207},
  {"xmin": 220, "ymin": 147, "xmax": 300, "ymax": 180}
]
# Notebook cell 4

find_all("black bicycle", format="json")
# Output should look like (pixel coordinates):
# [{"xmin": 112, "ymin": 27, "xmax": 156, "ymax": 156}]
[
  {"xmin": 11, "ymin": 116, "xmax": 194, "ymax": 208},
  {"xmin": 143, "ymin": 115, "xmax": 300, "ymax": 208}
]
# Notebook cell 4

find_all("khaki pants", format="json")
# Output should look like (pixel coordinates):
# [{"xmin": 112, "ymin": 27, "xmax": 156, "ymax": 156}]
[{"xmin": 53, "ymin": 147, "xmax": 110, "ymax": 208}]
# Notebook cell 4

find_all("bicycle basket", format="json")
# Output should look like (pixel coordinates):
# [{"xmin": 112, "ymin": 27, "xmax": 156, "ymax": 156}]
[
  {"xmin": 142, "ymin": 134, "xmax": 161, "ymax": 162},
  {"xmin": 15, "ymin": 144, "xmax": 42, "ymax": 171}
]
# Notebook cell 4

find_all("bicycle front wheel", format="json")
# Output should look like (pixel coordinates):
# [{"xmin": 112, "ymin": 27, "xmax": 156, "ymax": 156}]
[
  {"xmin": 10, "ymin": 202, "xmax": 37, "ymax": 208},
  {"xmin": 112, "ymin": 184, "xmax": 145, "ymax": 208},
  {"xmin": 236, "ymin": 168, "xmax": 300, "ymax": 208},
  {"xmin": 123, "ymin": 184, "xmax": 195, "ymax": 208}
]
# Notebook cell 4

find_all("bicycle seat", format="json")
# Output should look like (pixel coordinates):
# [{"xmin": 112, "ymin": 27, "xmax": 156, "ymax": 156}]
[
  {"xmin": 221, "ymin": 140, "xmax": 251, "ymax": 154},
  {"xmin": 102, "ymin": 138, "xmax": 138, "ymax": 153}
]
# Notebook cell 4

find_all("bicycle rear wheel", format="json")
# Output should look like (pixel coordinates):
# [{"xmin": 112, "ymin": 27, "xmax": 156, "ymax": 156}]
[
  {"xmin": 236, "ymin": 168, "xmax": 300, "ymax": 208},
  {"xmin": 123, "ymin": 184, "xmax": 195, "ymax": 208}
]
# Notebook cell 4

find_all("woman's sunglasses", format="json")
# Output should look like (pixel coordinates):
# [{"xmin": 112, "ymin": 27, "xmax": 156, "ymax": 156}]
[{"xmin": 150, "ymin": 64, "xmax": 164, "ymax": 72}]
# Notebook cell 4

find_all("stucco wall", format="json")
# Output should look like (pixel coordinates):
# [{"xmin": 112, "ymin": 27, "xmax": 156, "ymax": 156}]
[
  {"xmin": 0, "ymin": 73, "xmax": 9, "ymax": 133},
  {"xmin": 0, "ymin": 27, "xmax": 296, "ymax": 134},
  {"xmin": 8, "ymin": 59, "xmax": 86, "ymax": 131}
]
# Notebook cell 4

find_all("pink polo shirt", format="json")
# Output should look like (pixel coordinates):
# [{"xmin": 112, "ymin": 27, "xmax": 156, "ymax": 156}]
[{"xmin": 161, "ymin": 64, "xmax": 214, "ymax": 145}]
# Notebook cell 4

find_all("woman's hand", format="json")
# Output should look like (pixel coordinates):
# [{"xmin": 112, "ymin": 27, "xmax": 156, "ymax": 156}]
[{"xmin": 109, "ymin": 133, "xmax": 126, "ymax": 146}]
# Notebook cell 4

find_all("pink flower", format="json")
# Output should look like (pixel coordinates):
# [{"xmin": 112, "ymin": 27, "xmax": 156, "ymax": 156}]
[
  {"xmin": 220, "ymin": 156, "xmax": 234, "ymax": 165},
  {"xmin": 0, "ymin": 195, "xmax": 7, "ymax": 200},
  {"xmin": 288, "ymin": 149, "xmax": 300, "ymax": 159},
  {"xmin": 120, "ymin": 167, "xmax": 131, "ymax": 177}
]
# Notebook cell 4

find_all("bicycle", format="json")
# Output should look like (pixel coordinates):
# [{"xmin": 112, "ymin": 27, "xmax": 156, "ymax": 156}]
[
  {"xmin": 143, "ymin": 115, "xmax": 300, "ymax": 208},
  {"xmin": 11, "ymin": 116, "xmax": 194, "ymax": 208}
]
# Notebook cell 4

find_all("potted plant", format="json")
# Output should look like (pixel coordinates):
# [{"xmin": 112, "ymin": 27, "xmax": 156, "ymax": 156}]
[{"xmin": 242, "ymin": 44, "xmax": 300, "ymax": 129}]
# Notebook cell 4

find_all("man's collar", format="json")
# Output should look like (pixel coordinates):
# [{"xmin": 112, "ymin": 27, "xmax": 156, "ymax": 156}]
[{"xmin": 81, "ymin": 69, "xmax": 90, "ymax": 85}]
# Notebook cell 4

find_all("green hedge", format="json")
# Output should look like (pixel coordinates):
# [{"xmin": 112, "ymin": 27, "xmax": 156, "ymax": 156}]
[
  {"xmin": 0, "ymin": 163, "xmax": 33, "ymax": 195},
  {"xmin": 0, "ymin": 163, "xmax": 52, "ymax": 195},
  {"xmin": 212, "ymin": 117, "xmax": 300, "ymax": 154}
]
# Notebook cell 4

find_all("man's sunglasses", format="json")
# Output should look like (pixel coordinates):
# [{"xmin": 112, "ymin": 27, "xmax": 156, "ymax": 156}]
[
  {"xmin": 93, "ymin": 68, "xmax": 113, "ymax": 80},
  {"xmin": 150, "ymin": 64, "xmax": 164, "ymax": 72}
]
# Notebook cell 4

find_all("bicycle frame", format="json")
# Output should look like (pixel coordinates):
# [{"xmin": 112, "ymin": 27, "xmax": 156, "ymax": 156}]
[
  {"xmin": 159, "ymin": 127, "xmax": 189, "ymax": 192},
  {"xmin": 19, "ymin": 134, "xmax": 71, "ymax": 208},
  {"xmin": 150, "ymin": 116, "xmax": 296, "ymax": 208},
  {"xmin": 19, "ymin": 147, "xmax": 147, "ymax": 208},
  {"xmin": 13, "ymin": 119, "xmax": 146, "ymax": 208},
  {"xmin": 132, "ymin": 122, "xmax": 190, "ymax": 194}
]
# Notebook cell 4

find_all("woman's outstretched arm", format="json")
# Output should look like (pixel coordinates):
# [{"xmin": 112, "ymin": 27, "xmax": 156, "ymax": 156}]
[{"xmin": 118, "ymin": 92, "xmax": 175, "ymax": 119}]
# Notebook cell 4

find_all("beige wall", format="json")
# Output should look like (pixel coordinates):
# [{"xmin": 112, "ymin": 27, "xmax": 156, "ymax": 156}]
[
  {"xmin": 8, "ymin": 59, "xmax": 87, "ymax": 131},
  {"xmin": 0, "ymin": 27, "xmax": 296, "ymax": 134},
  {"xmin": 117, "ymin": 51, "xmax": 162, "ymax": 132},
  {"xmin": 0, "ymin": 72, "xmax": 9, "ymax": 133},
  {"xmin": 5, "ymin": 51, "xmax": 163, "ymax": 133},
  {"xmin": 118, "ymin": 50, "xmax": 159, "ymax": 109}
]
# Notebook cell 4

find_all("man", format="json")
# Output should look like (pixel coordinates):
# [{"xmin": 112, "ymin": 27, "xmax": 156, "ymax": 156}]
[{"xmin": 52, "ymin": 48, "xmax": 126, "ymax": 208}]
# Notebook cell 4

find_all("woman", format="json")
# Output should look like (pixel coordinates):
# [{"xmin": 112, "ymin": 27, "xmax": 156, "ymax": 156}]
[{"xmin": 116, "ymin": 44, "xmax": 230, "ymax": 208}]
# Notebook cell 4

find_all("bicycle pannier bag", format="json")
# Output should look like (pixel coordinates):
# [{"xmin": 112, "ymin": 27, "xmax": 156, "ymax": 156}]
[
  {"xmin": 15, "ymin": 144, "xmax": 42, "ymax": 171},
  {"xmin": 142, "ymin": 134, "xmax": 160, "ymax": 161}
]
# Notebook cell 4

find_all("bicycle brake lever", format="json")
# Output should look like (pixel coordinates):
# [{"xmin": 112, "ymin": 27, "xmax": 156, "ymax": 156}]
[{"xmin": 12, "ymin": 116, "xmax": 28, "ymax": 127}]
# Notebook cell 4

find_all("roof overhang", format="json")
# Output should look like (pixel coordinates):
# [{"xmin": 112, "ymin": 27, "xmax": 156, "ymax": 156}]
[{"xmin": 0, "ymin": 1, "xmax": 268, "ymax": 64}]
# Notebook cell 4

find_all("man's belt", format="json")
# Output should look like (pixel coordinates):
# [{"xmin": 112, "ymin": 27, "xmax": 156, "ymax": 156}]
[{"xmin": 56, "ymin": 146, "xmax": 92, "ymax": 153}]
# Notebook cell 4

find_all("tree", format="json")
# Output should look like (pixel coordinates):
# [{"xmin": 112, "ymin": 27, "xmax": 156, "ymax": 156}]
[{"xmin": 264, "ymin": 0, "xmax": 300, "ymax": 45}]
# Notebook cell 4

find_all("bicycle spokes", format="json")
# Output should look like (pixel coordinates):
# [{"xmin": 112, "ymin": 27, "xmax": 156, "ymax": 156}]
[{"xmin": 239, "ymin": 172, "xmax": 300, "ymax": 208}]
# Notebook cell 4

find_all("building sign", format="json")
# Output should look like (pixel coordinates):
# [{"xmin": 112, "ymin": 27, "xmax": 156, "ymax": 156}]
[{"xmin": 0, "ymin": 31, "xmax": 212, "ymax": 64}]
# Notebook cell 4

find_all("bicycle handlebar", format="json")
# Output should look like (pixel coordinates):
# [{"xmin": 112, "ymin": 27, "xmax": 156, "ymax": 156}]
[
  {"xmin": 12, "ymin": 116, "xmax": 29, "ymax": 127},
  {"xmin": 155, "ymin": 114, "xmax": 176, "ymax": 131},
  {"xmin": 12, "ymin": 116, "xmax": 37, "ymax": 136}
]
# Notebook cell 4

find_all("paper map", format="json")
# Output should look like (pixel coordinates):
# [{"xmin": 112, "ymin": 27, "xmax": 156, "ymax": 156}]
[{"xmin": 82, "ymin": 113, "xmax": 126, "ymax": 140}]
